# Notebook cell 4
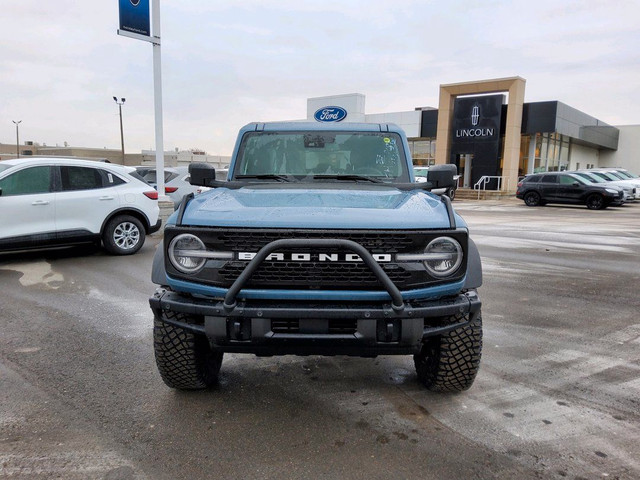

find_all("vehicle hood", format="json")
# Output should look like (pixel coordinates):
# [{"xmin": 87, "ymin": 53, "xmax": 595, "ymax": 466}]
[{"xmin": 177, "ymin": 185, "xmax": 464, "ymax": 229}]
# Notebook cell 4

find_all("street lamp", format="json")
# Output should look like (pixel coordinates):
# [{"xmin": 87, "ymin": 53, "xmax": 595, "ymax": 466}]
[
  {"xmin": 12, "ymin": 120, "xmax": 21, "ymax": 158},
  {"xmin": 113, "ymin": 97, "xmax": 126, "ymax": 163}
]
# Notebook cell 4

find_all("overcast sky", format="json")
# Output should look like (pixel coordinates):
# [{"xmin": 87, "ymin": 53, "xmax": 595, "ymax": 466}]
[{"xmin": 1, "ymin": 0, "xmax": 639, "ymax": 155}]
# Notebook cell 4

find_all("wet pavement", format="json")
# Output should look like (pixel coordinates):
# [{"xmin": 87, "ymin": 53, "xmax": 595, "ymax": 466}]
[{"xmin": 1, "ymin": 199, "xmax": 639, "ymax": 479}]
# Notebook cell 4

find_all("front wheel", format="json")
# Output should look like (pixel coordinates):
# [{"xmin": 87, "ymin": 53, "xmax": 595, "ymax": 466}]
[
  {"xmin": 586, "ymin": 193, "xmax": 606, "ymax": 210},
  {"xmin": 524, "ymin": 191, "xmax": 541, "ymax": 207},
  {"xmin": 154, "ymin": 310, "xmax": 223, "ymax": 390},
  {"xmin": 102, "ymin": 215, "xmax": 145, "ymax": 255},
  {"xmin": 414, "ymin": 311, "xmax": 482, "ymax": 392},
  {"xmin": 446, "ymin": 187, "xmax": 456, "ymax": 201}
]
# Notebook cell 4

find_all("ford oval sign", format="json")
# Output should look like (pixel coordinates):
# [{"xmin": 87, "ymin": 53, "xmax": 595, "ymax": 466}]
[{"xmin": 314, "ymin": 106, "xmax": 347, "ymax": 123}]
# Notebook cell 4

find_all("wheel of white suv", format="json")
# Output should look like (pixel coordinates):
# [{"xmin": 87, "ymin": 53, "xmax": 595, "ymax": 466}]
[
  {"xmin": 414, "ymin": 311, "xmax": 482, "ymax": 392},
  {"xmin": 102, "ymin": 215, "xmax": 145, "ymax": 255}
]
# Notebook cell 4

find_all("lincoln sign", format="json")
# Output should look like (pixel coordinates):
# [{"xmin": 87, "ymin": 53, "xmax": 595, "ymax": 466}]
[
  {"xmin": 452, "ymin": 95, "xmax": 503, "ymax": 143},
  {"xmin": 455, "ymin": 127, "xmax": 495, "ymax": 138}
]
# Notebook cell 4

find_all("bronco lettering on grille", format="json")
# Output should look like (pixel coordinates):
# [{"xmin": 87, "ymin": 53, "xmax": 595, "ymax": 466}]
[{"xmin": 237, "ymin": 252, "xmax": 392, "ymax": 262}]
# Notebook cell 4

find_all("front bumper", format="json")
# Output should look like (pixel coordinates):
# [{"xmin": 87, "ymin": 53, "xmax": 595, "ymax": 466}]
[
  {"xmin": 149, "ymin": 218, "xmax": 162, "ymax": 234},
  {"xmin": 149, "ymin": 288, "xmax": 481, "ymax": 356}
]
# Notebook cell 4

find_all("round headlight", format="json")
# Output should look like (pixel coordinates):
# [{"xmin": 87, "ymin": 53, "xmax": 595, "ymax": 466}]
[
  {"xmin": 169, "ymin": 234, "xmax": 207, "ymax": 274},
  {"xmin": 423, "ymin": 237, "xmax": 463, "ymax": 277}
]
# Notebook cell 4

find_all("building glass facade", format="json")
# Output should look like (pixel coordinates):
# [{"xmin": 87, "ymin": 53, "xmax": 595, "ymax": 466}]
[
  {"xmin": 408, "ymin": 139, "xmax": 436, "ymax": 166},
  {"xmin": 532, "ymin": 133, "xmax": 571, "ymax": 173}
]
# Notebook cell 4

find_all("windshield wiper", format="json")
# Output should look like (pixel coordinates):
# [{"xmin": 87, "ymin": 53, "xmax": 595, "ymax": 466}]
[
  {"xmin": 312, "ymin": 174, "xmax": 384, "ymax": 183},
  {"xmin": 235, "ymin": 174, "xmax": 293, "ymax": 182}
]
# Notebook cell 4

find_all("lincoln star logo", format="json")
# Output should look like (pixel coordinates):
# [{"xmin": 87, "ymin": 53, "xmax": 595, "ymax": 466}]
[
  {"xmin": 456, "ymin": 103, "xmax": 494, "ymax": 138},
  {"xmin": 238, "ymin": 252, "xmax": 392, "ymax": 262},
  {"xmin": 471, "ymin": 105, "xmax": 479, "ymax": 126}
]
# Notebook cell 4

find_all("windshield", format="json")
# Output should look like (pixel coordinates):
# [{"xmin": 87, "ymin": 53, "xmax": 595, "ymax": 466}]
[
  {"xmin": 140, "ymin": 170, "xmax": 177, "ymax": 183},
  {"xmin": 591, "ymin": 172, "xmax": 615, "ymax": 181},
  {"xmin": 234, "ymin": 131, "xmax": 410, "ymax": 182},
  {"xmin": 605, "ymin": 171, "xmax": 625, "ymax": 180},
  {"xmin": 600, "ymin": 172, "xmax": 620, "ymax": 181},
  {"xmin": 567, "ymin": 175, "xmax": 589, "ymax": 185},
  {"xmin": 574, "ymin": 172, "xmax": 603, "ymax": 183},
  {"xmin": 615, "ymin": 170, "xmax": 633, "ymax": 179}
]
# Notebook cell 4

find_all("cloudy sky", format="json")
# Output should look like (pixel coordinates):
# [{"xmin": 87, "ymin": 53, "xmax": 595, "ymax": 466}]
[{"xmin": 1, "ymin": 0, "xmax": 639, "ymax": 155}]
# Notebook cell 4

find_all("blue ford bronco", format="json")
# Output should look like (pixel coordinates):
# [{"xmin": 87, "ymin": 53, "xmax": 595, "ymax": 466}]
[{"xmin": 149, "ymin": 122, "xmax": 483, "ymax": 392}]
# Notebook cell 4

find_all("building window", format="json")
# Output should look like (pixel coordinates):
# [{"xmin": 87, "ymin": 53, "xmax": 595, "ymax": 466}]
[
  {"xmin": 519, "ymin": 135, "xmax": 531, "ymax": 177},
  {"xmin": 532, "ymin": 133, "xmax": 571, "ymax": 173},
  {"xmin": 408, "ymin": 138, "xmax": 436, "ymax": 166}
]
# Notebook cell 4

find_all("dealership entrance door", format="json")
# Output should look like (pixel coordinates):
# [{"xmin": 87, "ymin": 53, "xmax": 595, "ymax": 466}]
[{"xmin": 455, "ymin": 154, "xmax": 474, "ymax": 188}]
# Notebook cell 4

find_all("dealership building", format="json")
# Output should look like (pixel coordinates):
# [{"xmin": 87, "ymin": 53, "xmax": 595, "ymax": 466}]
[{"xmin": 303, "ymin": 77, "xmax": 639, "ymax": 191}]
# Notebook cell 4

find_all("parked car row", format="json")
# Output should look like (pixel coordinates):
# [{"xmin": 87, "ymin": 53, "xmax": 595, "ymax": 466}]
[
  {"xmin": 516, "ymin": 168, "xmax": 638, "ymax": 210},
  {"xmin": 134, "ymin": 165, "xmax": 233, "ymax": 206},
  {"xmin": 582, "ymin": 168, "xmax": 640, "ymax": 199},
  {"xmin": 134, "ymin": 166, "xmax": 197, "ymax": 209},
  {"xmin": 0, "ymin": 158, "xmax": 161, "ymax": 255}
]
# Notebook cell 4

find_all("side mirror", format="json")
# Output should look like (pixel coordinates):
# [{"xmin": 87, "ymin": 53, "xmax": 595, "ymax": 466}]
[
  {"xmin": 0, "ymin": 187, "xmax": 3, "ymax": 197},
  {"xmin": 189, "ymin": 163, "xmax": 216, "ymax": 187},
  {"xmin": 427, "ymin": 164, "xmax": 457, "ymax": 189},
  {"xmin": 573, "ymin": 182, "xmax": 580, "ymax": 187}
]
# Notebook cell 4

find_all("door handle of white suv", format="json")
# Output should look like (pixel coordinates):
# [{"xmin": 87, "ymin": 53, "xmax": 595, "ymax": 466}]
[
  {"xmin": 99, "ymin": 196, "xmax": 114, "ymax": 201},
  {"xmin": 32, "ymin": 200, "xmax": 50, "ymax": 206}
]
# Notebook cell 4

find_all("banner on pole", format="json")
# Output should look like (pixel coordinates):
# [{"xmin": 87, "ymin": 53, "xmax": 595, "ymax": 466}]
[{"xmin": 118, "ymin": 0, "xmax": 150, "ymax": 37}]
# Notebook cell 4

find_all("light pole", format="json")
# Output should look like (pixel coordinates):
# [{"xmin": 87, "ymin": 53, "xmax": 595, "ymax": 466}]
[
  {"xmin": 12, "ymin": 120, "xmax": 21, "ymax": 158},
  {"xmin": 113, "ymin": 97, "xmax": 126, "ymax": 163}
]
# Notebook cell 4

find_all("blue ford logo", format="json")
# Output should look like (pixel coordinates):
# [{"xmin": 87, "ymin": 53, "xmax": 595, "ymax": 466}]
[{"xmin": 314, "ymin": 106, "xmax": 347, "ymax": 123}]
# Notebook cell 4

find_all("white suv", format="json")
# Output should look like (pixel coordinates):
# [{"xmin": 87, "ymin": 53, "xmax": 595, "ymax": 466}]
[
  {"xmin": 586, "ymin": 169, "xmax": 640, "ymax": 200},
  {"xmin": 0, "ymin": 158, "xmax": 161, "ymax": 255}
]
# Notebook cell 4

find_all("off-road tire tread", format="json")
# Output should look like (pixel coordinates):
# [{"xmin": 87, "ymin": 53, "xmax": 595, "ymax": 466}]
[
  {"xmin": 153, "ymin": 310, "xmax": 223, "ymax": 390},
  {"xmin": 414, "ymin": 311, "xmax": 482, "ymax": 392}
]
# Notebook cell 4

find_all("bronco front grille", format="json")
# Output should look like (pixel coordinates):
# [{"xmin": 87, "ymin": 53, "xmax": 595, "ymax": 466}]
[
  {"xmin": 164, "ymin": 227, "xmax": 468, "ymax": 291},
  {"xmin": 219, "ymin": 261, "xmax": 412, "ymax": 288},
  {"xmin": 217, "ymin": 230, "xmax": 416, "ymax": 253}
]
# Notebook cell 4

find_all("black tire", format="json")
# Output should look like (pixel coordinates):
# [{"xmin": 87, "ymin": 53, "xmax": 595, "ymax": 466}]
[
  {"xmin": 586, "ymin": 193, "xmax": 606, "ymax": 210},
  {"xmin": 446, "ymin": 187, "xmax": 456, "ymax": 201},
  {"xmin": 414, "ymin": 311, "xmax": 482, "ymax": 392},
  {"xmin": 154, "ymin": 310, "xmax": 223, "ymax": 390},
  {"xmin": 523, "ymin": 191, "xmax": 541, "ymax": 207},
  {"xmin": 102, "ymin": 215, "xmax": 145, "ymax": 255}
]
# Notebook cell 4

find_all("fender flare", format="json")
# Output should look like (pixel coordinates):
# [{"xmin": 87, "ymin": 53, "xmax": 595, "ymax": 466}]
[
  {"xmin": 151, "ymin": 240, "xmax": 168, "ymax": 285},
  {"xmin": 463, "ymin": 237, "xmax": 483, "ymax": 289}
]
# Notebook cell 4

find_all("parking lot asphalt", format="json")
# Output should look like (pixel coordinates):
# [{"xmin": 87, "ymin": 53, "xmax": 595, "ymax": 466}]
[{"xmin": 1, "ymin": 199, "xmax": 639, "ymax": 479}]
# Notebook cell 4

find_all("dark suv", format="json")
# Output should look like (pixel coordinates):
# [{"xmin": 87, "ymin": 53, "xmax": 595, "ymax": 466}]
[{"xmin": 516, "ymin": 172, "xmax": 623, "ymax": 210}]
